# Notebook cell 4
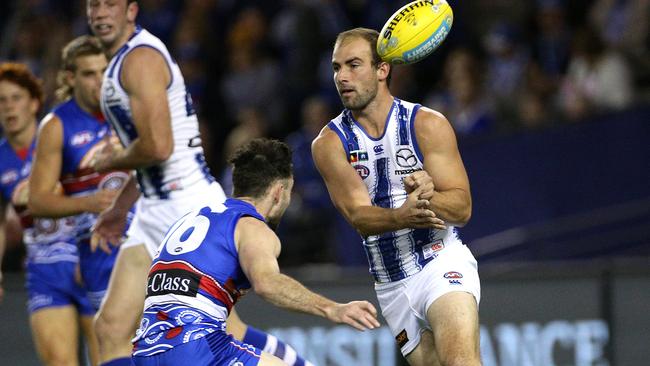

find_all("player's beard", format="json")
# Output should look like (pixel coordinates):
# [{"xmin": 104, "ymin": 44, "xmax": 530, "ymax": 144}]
[{"xmin": 341, "ymin": 82, "xmax": 378, "ymax": 111}]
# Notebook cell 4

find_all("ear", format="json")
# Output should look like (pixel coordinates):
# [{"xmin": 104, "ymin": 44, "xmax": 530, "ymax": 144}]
[
  {"xmin": 271, "ymin": 180, "xmax": 284, "ymax": 203},
  {"xmin": 29, "ymin": 98, "xmax": 40, "ymax": 116},
  {"xmin": 377, "ymin": 61, "xmax": 391, "ymax": 83},
  {"xmin": 126, "ymin": 2, "xmax": 139, "ymax": 23},
  {"xmin": 63, "ymin": 70, "xmax": 75, "ymax": 87}
]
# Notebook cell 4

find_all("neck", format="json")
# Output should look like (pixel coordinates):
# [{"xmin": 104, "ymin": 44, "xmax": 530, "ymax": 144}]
[
  {"xmin": 7, "ymin": 121, "xmax": 36, "ymax": 150},
  {"xmin": 350, "ymin": 91, "xmax": 394, "ymax": 137},
  {"xmin": 238, "ymin": 196, "xmax": 273, "ymax": 221},
  {"xmin": 108, "ymin": 24, "xmax": 137, "ymax": 57},
  {"xmin": 74, "ymin": 94, "xmax": 100, "ymax": 116}
]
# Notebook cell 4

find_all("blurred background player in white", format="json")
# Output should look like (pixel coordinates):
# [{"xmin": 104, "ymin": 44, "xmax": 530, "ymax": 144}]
[
  {"xmin": 0, "ymin": 62, "xmax": 97, "ymax": 366},
  {"xmin": 132, "ymin": 138, "xmax": 379, "ymax": 366},
  {"xmin": 85, "ymin": 1, "xmax": 312, "ymax": 366},
  {"xmin": 29, "ymin": 36, "xmax": 133, "ymax": 366},
  {"xmin": 312, "ymin": 28, "xmax": 481, "ymax": 366}
]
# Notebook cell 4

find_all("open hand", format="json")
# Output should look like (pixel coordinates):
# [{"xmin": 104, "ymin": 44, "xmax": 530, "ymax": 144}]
[
  {"xmin": 91, "ymin": 205, "xmax": 128, "ymax": 254},
  {"xmin": 326, "ymin": 300, "xmax": 380, "ymax": 331}
]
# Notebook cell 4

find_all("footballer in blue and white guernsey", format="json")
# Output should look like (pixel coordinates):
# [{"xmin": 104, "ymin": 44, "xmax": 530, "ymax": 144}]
[{"xmin": 312, "ymin": 28, "xmax": 482, "ymax": 366}]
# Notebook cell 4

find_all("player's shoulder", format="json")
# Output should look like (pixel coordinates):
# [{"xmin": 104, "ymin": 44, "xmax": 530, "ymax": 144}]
[
  {"xmin": 413, "ymin": 105, "xmax": 453, "ymax": 133},
  {"xmin": 312, "ymin": 111, "xmax": 345, "ymax": 153}
]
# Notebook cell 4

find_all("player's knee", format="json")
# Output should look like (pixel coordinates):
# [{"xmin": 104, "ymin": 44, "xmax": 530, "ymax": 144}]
[
  {"xmin": 40, "ymin": 348, "xmax": 77, "ymax": 366},
  {"xmin": 94, "ymin": 310, "xmax": 132, "ymax": 342}
]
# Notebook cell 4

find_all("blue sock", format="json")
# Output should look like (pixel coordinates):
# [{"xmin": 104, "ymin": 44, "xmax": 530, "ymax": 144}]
[
  {"xmin": 100, "ymin": 357, "xmax": 133, "ymax": 366},
  {"xmin": 243, "ymin": 326, "xmax": 313, "ymax": 366}
]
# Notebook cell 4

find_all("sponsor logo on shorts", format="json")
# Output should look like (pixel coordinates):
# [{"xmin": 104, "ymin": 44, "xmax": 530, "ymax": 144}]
[
  {"xmin": 354, "ymin": 165, "xmax": 370, "ymax": 179},
  {"xmin": 146, "ymin": 269, "xmax": 200, "ymax": 297},
  {"xmin": 396, "ymin": 329, "xmax": 409, "ymax": 348},
  {"xmin": 443, "ymin": 271, "xmax": 463, "ymax": 279}
]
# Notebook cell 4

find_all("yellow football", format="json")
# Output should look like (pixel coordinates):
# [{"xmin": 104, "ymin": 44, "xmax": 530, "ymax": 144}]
[{"xmin": 377, "ymin": 0, "xmax": 453, "ymax": 65}]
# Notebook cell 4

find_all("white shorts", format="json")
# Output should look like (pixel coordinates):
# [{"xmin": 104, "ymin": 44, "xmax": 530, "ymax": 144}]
[
  {"xmin": 375, "ymin": 243, "xmax": 481, "ymax": 356},
  {"xmin": 121, "ymin": 181, "xmax": 226, "ymax": 258}
]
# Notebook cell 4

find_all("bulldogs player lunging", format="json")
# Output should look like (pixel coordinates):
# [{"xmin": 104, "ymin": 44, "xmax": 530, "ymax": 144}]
[{"xmin": 132, "ymin": 138, "xmax": 379, "ymax": 366}]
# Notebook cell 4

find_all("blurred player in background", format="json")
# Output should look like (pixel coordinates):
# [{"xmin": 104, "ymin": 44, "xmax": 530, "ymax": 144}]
[
  {"xmin": 29, "ymin": 36, "xmax": 134, "ymax": 366},
  {"xmin": 0, "ymin": 62, "xmax": 97, "ymax": 365},
  {"xmin": 132, "ymin": 138, "xmax": 379, "ymax": 366},
  {"xmin": 86, "ymin": 2, "xmax": 312, "ymax": 366},
  {"xmin": 312, "ymin": 28, "xmax": 482, "ymax": 366}
]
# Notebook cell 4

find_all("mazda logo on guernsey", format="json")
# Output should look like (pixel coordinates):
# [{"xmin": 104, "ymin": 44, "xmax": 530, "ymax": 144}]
[
  {"xmin": 354, "ymin": 165, "xmax": 370, "ymax": 179},
  {"xmin": 395, "ymin": 148, "xmax": 417, "ymax": 167}
]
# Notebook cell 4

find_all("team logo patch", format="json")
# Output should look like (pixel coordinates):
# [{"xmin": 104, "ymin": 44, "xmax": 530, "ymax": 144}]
[
  {"xmin": 34, "ymin": 218, "xmax": 59, "ymax": 235},
  {"xmin": 444, "ymin": 271, "xmax": 463, "ymax": 279},
  {"xmin": 354, "ymin": 165, "xmax": 370, "ymax": 179},
  {"xmin": 1, "ymin": 170, "xmax": 18, "ymax": 185},
  {"xmin": 396, "ymin": 329, "xmax": 409, "ymax": 348},
  {"xmin": 350, "ymin": 150, "xmax": 369, "ymax": 162},
  {"xmin": 71, "ymin": 130, "xmax": 95, "ymax": 147},
  {"xmin": 395, "ymin": 148, "xmax": 417, "ymax": 167}
]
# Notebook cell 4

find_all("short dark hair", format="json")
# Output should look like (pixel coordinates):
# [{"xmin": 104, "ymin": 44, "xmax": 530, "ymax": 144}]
[
  {"xmin": 335, "ymin": 27, "xmax": 392, "ymax": 85},
  {"xmin": 56, "ymin": 35, "xmax": 105, "ymax": 102},
  {"xmin": 0, "ymin": 63, "xmax": 43, "ymax": 112},
  {"xmin": 229, "ymin": 138, "xmax": 293, "ymax": 198}
]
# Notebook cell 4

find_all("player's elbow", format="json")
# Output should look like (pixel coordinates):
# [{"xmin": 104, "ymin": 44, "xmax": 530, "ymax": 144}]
[
  {"xmin": 453, "ymin": 204, "xmax": 472, "ymax": 227},
  {"xmin": 146, "ymin": 143, "xmax": 173, "ymax": 163},
  {"xmin": 251, "ymin": 277, "xmax": 274, "ymax": 300}
]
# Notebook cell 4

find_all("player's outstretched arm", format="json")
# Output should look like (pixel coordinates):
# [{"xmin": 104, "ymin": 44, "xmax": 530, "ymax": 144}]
[
  {"xmin": 91, "ymin": 47, "xmax": 173, "ymax": 172},
  {"xmin": 413, "ymin": 108, "xmax": 472, "ymax": 226},
  {"xmin": 312, "ymin": 128, "xmax": 445, "ymax": 237},
  {"xmin": 237, "ymin": 217, "xmax": 380, "ymax": 331},
  {"xmin": 29, "ymin": 114, "xmax": 117, "ymax": 217}
]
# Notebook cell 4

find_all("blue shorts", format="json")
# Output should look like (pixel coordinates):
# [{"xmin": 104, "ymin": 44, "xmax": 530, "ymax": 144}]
[
  {"xmin": 132, "ymin": 330, "xmax": 262, "ymax": 366},
  {"xmin": 78, "ymin": 239, "xmax": 119, "ymax": 310},
  {"xmin": 25, "ymin": 261, "xmax": 94, "ymax": 316}
]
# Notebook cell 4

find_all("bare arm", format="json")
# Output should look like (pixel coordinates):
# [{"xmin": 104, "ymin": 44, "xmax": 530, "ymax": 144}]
[
  {"xmin": 413, "ymin": 108, "xmax": 472, "ymax": 226},
  {"xmin": 312, "ymin": 128, "xmax": 443, "ymax": 237},
  {"xmin": 92, "ymin": 47, "xmax": 173, "ymax": 171},
  {"xmin": 28, "ymin": 114, "xmax": 116, "ymax": 217},
  {"xmin": 237, "ymin": 217, "xmax": 379, "ymax": 331},
  {"xmin": 0, "ymin": 200, "xmax": 6, "ymax": 301}
]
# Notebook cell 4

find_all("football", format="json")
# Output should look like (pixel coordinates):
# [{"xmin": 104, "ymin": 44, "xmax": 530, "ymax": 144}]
[{"xmin": 377, "ymin": 0, "xmax": 453, "ymax": 65}]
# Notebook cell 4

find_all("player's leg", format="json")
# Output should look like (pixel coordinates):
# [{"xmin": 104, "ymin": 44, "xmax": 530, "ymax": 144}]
[
  {"xmin": 94, "ymin": 244, "xmax": 151, "ymax": 364},
  {"xmin": 427, "ymin": 291, "xmax": 480, "ymax": 366},
  {"xmin": 404, "ymin": 329, "xmax": 441, "ymax": 366},
  {"xmin": 228, "ymin": 308, "xmax": 314, "ymax": 366},
  {"xmin": 30, "ymin": 306, "xmax": 81, "ymax": 366},
  {"xmin": 80, "ymin": 314, "xmax": 100, "ymax": 366}
]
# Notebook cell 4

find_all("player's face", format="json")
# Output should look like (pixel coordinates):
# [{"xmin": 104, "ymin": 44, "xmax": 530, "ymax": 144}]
[
  {"xmin": 0, "ymin": 80, "xmax": 38, "ymax": 137},
  {"xmin": 70, "ymin": 54, "xmax": 108, "ymax": 111},
  {"xmin": 267, "ymin": 177, "xmax": 294, "ymax": 231},
  {"xmin": 332, "ymin": 37, "xmax": 379, "ymax": 111},
  {"xmin": 87, "ymin": 0, "xmax": 138, "ymax": 52}
]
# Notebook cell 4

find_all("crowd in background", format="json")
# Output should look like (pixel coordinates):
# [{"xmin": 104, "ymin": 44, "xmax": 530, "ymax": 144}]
[{"xmin": 1, "ymin": 0, "xmax": 649, "ymax": 267}]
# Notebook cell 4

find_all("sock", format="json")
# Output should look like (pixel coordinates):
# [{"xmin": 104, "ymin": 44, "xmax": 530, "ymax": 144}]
[
  {"xmin": 100, "ymin": 357, "xmax": 133, "ymax": 366},
  {"xmin": 243, "ymin": 326, "xmax": 314, "ymax": 366}
]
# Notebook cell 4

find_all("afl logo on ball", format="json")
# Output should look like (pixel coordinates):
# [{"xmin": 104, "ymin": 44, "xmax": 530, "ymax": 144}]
[
  {"xmin": 354, "ymin": 165, "xmax": 370, "ymax": 179},
  {"xmin": 99, "ymin": 171, "xmax": 129, "ymax": 190},
  {"xmin": 396, "ymin": 148, "xmax": 417, "ymax": 167}
]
